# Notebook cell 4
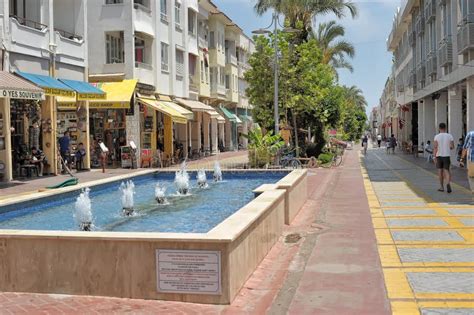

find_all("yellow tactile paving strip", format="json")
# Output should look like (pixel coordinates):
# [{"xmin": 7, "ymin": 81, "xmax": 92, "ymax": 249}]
[{"xmin": 361, "ymin": 152, "xmax": 474, "ymax": 315}]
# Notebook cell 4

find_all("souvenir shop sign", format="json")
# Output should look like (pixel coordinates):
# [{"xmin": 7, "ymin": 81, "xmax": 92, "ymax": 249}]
[
  {"xmin": 0, "ymin": 88, "xmax": 44, "ymax": 100},
  {"xmin": 77, "ymin": 93, "xmax": 107, "ymax": 101},
  {"xmin": 44, "ymin": 88, "xmax": 76, "ymax": 98},
  {"xmin": 89, "ymin": 102, "xmax": 131, "ymax": 109}
]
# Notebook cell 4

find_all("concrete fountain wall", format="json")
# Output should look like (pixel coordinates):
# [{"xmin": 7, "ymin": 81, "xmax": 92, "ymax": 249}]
[{"xmin": 0, "ymin": 170, "xmax": 308, "ymax": 304}]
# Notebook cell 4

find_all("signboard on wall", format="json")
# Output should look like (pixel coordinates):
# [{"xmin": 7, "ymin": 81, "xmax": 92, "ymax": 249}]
[
  {"xmin": 156, "ymin": 249, "xmax": 221, "ymax": 295},
  {"xmin": 0, "ymin": 89, "xmax": 44, "ymax": 100}
]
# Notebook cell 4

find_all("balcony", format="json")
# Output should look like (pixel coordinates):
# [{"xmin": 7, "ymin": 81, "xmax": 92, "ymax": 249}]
[
  {"xmin": 189, "ymin": 76, "xmax": 199, "ymax": 93},
  {"xmin": 198, "ymin": 36, "xmax": 208, "ymax": 49},
  {"xmin": 133, "ymin": 3, "xmax": 154, "ymax": 37},
  {"xmin": 225, "ymin": 54, "xmax": 238, "ymax": 66},
  {"xmin": 415, "ymin": 15, "xmax": 425, "ymax": 36},
  {"xmin": 457, "ymin": 23, "xmax": 474, "ymax": 55},
  {"xmin": 55, "ymin": 32, "xmax": 86, "ymax": 67},
  {"xmin": 408, "ymin": 29, "xmax": 416, "ymax": 47},
  {"xmin": 425, "ymin": 0, "xmax": 436, "ymax": 23},
  {"xmin": 211, "ymin": 83, "xmax": 226, "ymax": 99},
  {"xmin": 409, "ymin": 70, "xmax": 416, "ymax": 87},
  {"xmin": 438, "ymin": 36, "xmax": 453, "ymax": 67},
  {"xmin": 134, "ymin": 62, "xmax": 154, "ymax": 86},
  {"xmin": 134, "ymin": 0, "xmax": 151, "ymax": 13},
  {"xmin": 9, "ymin": 16, "xmax": 49, "ymax": 58},
  {"xmin": 426, "ymin": 52, "xmax": 437, "ymax": 76},
  {"xmin": 416, "ymin": 62, "xmax": 426, "ymax": 85}
]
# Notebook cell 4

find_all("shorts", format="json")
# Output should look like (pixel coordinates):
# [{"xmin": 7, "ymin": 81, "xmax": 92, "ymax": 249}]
[{"xmin": 436, "ymin": 156, "xmax": 451, "ymax": 170}]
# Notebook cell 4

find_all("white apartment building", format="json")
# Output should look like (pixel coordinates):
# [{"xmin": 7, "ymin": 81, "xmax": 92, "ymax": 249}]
[
  {"xmin": 386, "ymin": 0, "xmax": 474, "ymax": 162},
  {"xmin": 0, "ymin": 0, "xmax": 91, "ymax": 181}
]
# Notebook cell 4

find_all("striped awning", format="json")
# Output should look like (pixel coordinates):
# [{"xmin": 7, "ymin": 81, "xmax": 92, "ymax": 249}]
[{"xmin": 0, "ymin": 71, "xmax": 44, "ymax": 100}]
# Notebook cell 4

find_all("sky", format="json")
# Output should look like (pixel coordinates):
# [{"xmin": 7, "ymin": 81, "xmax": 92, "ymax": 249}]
[{"xmin": 212, "ymin": 0, "xmax": 402, "ymax": 113}]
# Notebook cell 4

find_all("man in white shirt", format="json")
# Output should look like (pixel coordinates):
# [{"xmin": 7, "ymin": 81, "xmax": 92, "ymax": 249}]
[
  {"xmin": 377, "ymin": 134, "xmax": 382, "ymax": 148},
  {"xmin": 434, "ymin": 123, "xmax": 454, "ymax": 193}
]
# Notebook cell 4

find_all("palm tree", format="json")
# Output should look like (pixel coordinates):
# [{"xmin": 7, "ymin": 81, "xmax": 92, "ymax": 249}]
[
  {"xmin": 255, "ymin": 0, "xmax": 358, "ymax": 40},
  {"xmin": 312, "ymin": 21, "xmax": 355, "ymax": 72},
  {"xmin": 344, "ymin": 85, "xmax": 367, "ymax": 109}
]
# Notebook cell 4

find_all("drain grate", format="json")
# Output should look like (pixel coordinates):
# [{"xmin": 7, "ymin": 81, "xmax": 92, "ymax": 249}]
[{"xmin": 285, "ymin": 233, "xmax": 302, "ymax": 243}]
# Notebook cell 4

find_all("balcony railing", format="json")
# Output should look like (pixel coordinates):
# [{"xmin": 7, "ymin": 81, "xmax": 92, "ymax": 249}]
[
  {"xmin": 134, "ymin": 2, "xmax": 151, "ymax": 13},
  {"xmin": 416, "ymin": 62, "xmax": 426, "ymax": 86},
  {"xmin": 189, "ymin": 76, "xmax": 199, "ymax": 92},
  {"xmin": 10, "ymin": 15, "xmax": 46, "ymax": 31},
  {"xmin": 198, "ymin": 36, "xmax": 208, "ymax": 48},
  {"xmin": 55, "ymin": 28, "xmax": 83, "ymax": 41},
  {"xmin": 457, "ymin": 22, "xmax": 474, "ymax": 54},
  {"xmin": 135, "ymin": 61, "xmax": 153, "ymax": 70},
  {"xmin": 438, "ymin": 36, "xmax": 453, "ymax": 67},
  {"xmin": 415, "ymin": 15, "xmax": 425, "ymax": 36},
  {"xmin": 425, "ymin": 0, "xmax": 436, "ymax": 23},
  {"xmin": 426, "ymin": 51, "xmax": 437, "ymax": 76}
]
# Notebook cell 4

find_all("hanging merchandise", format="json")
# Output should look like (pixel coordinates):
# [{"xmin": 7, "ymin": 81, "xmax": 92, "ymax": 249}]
[{"xmin": 399, "ymin": 119, "xmax": 405, "ymax": 130}]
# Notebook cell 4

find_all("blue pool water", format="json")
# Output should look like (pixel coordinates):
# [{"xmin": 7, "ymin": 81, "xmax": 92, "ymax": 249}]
[{"xmin": 0, "ymin": 171, "xmax": 286, "ymax": 233}]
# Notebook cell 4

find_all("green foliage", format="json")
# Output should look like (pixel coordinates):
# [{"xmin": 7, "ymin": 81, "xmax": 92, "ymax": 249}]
[
  {"xmin": 339, "ymin": 86, "xmax": 368, "ymax": 141},
  {"xmin": 243, "ymin": 127, "xmax": 285, "ymax": 168},
  {"xmin": 318, "ymin": 152, "xmax": 334, "ymax": 164}
]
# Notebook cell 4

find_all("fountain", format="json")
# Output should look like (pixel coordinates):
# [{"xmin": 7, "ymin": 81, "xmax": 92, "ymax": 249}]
[
  {"xmin": 74, "ymin": 188, "xmax": 93, "ymax": 231},
  {"xmin": 174, "ymin": 162, "xmax": 190, "ymax": 195},
  {"xmin": 197, "ymin": 169, "xmax": 208, "ymax": 188},
  {"xmin": 213, "ymin": 161, "xmax": 222, "ymax": 182},
  {"xmin": 155, "ymin": 183, "xmax": 167, "ymax": 204},
  {"xmin": 120, "ymin": 181, "xmax": 135, "ymax": 216}
]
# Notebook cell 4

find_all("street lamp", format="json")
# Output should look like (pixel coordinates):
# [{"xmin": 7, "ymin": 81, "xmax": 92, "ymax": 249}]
[{"xmin": 252, "ymin": 12, "xmax": 299, "ymax": 135}]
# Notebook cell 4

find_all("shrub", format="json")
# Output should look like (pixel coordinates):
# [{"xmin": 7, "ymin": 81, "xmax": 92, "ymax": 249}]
[{"xmin": 318, "ymin": 152, "xmax": 334, "ymax": 164}]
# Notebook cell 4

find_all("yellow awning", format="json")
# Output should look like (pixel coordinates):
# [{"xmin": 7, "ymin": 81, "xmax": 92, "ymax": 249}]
[
  {"xmin": 138, "ymin": 97, "xmax": 188, "ymax": 124},
  {"xmin": 160, "ymin": 101, "xmax": 194, "ymax": 120},
  {"xmin": 89, "ymin": 79, "xmax": 137, "ymax": 109}
]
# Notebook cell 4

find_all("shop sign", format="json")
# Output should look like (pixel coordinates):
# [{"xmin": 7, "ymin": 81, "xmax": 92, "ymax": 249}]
[
  {"xmin": 0, "ymin": 89, "xmax": 45, "ymax": 100},
  {"xmin": 58, "ymin": 103, "xmax": 76, "ymax": 110},
  {"xmin": 44, "ymin": 88, "xmax": 76, "ymax": 97},
  {"xmin": 77, "ymin": 93, "xmax": 107, "ymax": 101},
  {"xmin": 156, "ymin": 249, "xmax": 221, "ymax": 295},
  {"xmin": 89, "ymin": 102, "xmax": 131, "ymax": 109}
]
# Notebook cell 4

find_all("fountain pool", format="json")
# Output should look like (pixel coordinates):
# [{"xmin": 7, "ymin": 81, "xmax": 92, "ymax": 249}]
[{"xmin": 0, "ymin": 171, "xmax": 287, "ymax": 233}]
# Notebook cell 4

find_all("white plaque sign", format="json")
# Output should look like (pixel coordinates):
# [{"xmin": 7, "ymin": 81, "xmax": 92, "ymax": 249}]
[{"xmin": 156, "ymin": 249, "xmax": 221, "ymax": 294}]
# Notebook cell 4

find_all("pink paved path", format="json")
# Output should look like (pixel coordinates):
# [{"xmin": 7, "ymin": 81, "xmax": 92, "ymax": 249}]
[{"xmin": 0, "ymin": 148, "xmax": 390, "ymax": 314}]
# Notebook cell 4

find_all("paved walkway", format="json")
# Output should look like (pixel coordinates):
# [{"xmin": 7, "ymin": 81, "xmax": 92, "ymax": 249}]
[
  {"xmin": 0, "ymin": 151, "xmax": 247, "ymax": 200},
  {"xmin": 0, "ymin": 147, "xmax": 472, "ymax": 314},
  {"xmin": 362, "ymin": 147, "xmax": 473, "ymax": 315}
]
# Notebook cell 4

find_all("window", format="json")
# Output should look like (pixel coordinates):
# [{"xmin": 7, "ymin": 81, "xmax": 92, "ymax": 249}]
[
  {"xmin": 188, "ymin": 9, "xmax": 196, "ymax": 35},
  {"xmin": 176, "ymin": 49, "xmax": 184, "ymax": 79},
  {"xmin": 106, "ymin": 0, "xmax": 123, "ymax": 4},
  {"xmin": 209, "ymin": 31, "xmax": 215, "ymax": 48},
  {"xmin": 161, "ymin": 42, "xmax": 169, "ymax": 72},
  {"xmin": 189, "ymin": 54, "xmax": 196, "ymax": 77},
  {"xmin": 225, "ymin": 75, "xmax": 230, "ymax": 89},
  {"xmin": 160, "ymin": 0, "xmax": 167, "ymax": 20},
  {"xmin": 210, "ymin": 67, "xmax": 216, "ymax": 85},
  {"xmin": 106, "ymin": 32, "xmax": 124, "ymax": 64},
  {"xmin": 175, "ymin": 1, "xmax": 181, "ymax": 29},
  {"xmin": 219, "ymin": 67, "xmax": 225, "ymax": 86},
  {"xmin": 135, "ymin": 37, "xmax": 145, "ymax": 64}
]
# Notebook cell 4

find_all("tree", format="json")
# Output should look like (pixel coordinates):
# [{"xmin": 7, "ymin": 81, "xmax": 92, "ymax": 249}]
[
  {"xmin": 255, "ymin": 0, "xmax": 358, "ymax": 40},
  {"xmin": 339, "ymin": 86, "xmax": 368, "ymax": 141},
  {"xmin": 245, "ymin": 33, "xmax": 345, "ymax": 153},
  {"xmin": 243, "ymin": 127, "xmax": 285, "ymax": 168},
  {"xmin": 311, "ymin": 21, "xmax": 355, "ymax": 72}
]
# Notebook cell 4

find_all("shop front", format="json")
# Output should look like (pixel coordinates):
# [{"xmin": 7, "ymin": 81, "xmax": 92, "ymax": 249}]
[
  {"xmin": 137, "ymin": 96, "xmax": 189, "ymax": 166},
  {"xmin": 0, "ymin": 71, "xmax": 45, "ymax": 182},
  {"xmin": 174, "ymin": 98, "xmax": 225, "ymax": 155},
  {"xmin": 237, "ymin": 108, "xmax": 253, "ymax": 149},
  {"xmin": 219, "ymin": 106, "xmax": 242, "ymax": 151},
  {"xmin": 88, "ymin": 80, "xmax": 137, "ymax": 168}
]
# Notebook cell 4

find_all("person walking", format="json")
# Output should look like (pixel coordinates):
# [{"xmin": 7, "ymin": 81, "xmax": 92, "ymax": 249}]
[
  {"xmin": 389, "ymin": 134, "xmax": 397, "ymax": 154},
  {"xmin": 58, "ymin": 131, "xmax": 71, "ymax": 174},
  {"xmin": 362, "ymin": 134, "xmax": 368, "ymax": 155},
  {"xmin": 459, "ymin": 130, "xmax": 474, "ymax": 192},
  {"xmin": 377, "ymin": 134, "xmax": 382, "ymax": 148},
  {"xmin": 434, "ymin": 123, "xmax": 454, "ymax": 193}
]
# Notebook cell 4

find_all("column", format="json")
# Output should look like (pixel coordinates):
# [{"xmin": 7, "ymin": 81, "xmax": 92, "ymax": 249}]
[
  {"xmin": 191, "ymin": 112, "xmax": 201, "ymax": 154},
  {"xmin": 219, "ymin": 122, "xmax": 225, "ymax": 151},
  {"xmin": 435, "ymin": 92, "xmax": 448, "ymax": 131},
  {"xmin": 423, "ymin": 97, "xmax": 436, "ymax": 145},
  {"xmin": 42, "ymin": 96, "xmax": 57, "ymax": 175},
  {"xmin": 163, "ymin": 115, "xmax": 173, "ymax": 159},
  {"xmin": 467, "ymin": 77, "xmax": 474, "ymax": 132},
  {"xmin": 0, "ymin": 98, "xmax": 12, "ymax": 181},
  {"xmin": 77, "ymin": 101, "xmax": 91, "ymax": 169},
  {"xmin": 211, "ymin": 118, "xmax": 218, "ymax": 153},
  {"xmin": 448, "ymin": 87, "xmax": 463, "ymax": 163},
  {"xmin": 225, "ymin": 121, "xmax": 232, "ymax": 151},
  {"xmin": 417, "ymin": 100, "xmax": 424, "ymax": 147},
  {"xmin": 202, "ymin": 113, "xmax": 210, "ymax": 153}
]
